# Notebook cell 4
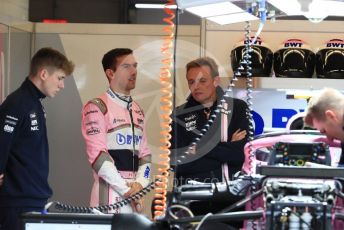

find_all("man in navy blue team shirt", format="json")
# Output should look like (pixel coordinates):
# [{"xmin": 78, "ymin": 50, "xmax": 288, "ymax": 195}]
[
  {"xmin": 170, "ymin": 57, "xmax": 249, "ymax": 221},
  {"xmin": 0, "ymin": 47, "xmax": 74, "ymax": 230}
]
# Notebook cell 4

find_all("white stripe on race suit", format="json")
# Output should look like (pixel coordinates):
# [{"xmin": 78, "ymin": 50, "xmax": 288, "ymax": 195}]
[{"xmin": 98, "ymin": 161, "xmax": 130, "ymax": 196}]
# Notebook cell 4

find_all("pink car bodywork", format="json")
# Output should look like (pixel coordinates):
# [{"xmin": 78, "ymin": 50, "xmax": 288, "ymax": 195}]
[{"xmin": 241, "ymin": 132, "xmax": 343, "ymax": 229}]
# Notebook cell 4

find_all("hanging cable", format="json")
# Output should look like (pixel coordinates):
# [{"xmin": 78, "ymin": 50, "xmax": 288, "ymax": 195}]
[
  {"xmin": 153, "ymin": 0, "xmax": 175, "ymax": 219},
  {"xmin": 244, "ymin": 1, "xmax": 268, "ymax": 228},
  {"xmin": 45, "ymin": 180, "xmax": 157, "ymax": 214},
  {"xmin": 244, "ymin": 19, "xmax": 258, "ymax": 222},
  {"xmin": 249, "ymin": 0, "xmax": 267, "ymax": 45},
  {"xmin": 244, "ymin": 21, "xmax": 255, "ymax": 176}
]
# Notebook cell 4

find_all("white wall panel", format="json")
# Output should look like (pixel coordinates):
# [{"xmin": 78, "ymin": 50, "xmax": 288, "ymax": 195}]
[{"xmin": 0, "ymin": 0, "xmax": 28, "ymax": 23}]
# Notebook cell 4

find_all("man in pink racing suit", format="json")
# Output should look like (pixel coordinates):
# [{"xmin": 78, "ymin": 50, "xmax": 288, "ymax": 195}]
[{"xmin": 81, "ymin": 48, "xmax": 151, "ymax": 214}]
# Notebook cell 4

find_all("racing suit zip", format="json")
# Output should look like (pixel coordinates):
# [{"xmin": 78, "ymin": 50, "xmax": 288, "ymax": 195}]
[
  {"xmin": 109, "ymin": 88, "xmax": 136, "ymax": 173},
  {"xmin": 127, "ymin": 99, "xmax": 136, "ymax": 173}
]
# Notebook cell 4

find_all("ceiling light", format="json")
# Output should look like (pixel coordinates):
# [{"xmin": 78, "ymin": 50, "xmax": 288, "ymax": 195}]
[
  {"xmin": 185, "ymin": 2, "xmax": 243, "ymax": 18},
  {"xmin": 321, "ymin": 0, "xmax": 344, "ymax": 16},
  {"xmin": 208, "ymin": 12, "xmax": 259, "ymax": 25},
  {"xmin": 267, "ymin": 0, "xmax": 344, "ymax": 21},
  {"xmin": 267, "ymin": 0, "xmax": 303, "ymax": 16},
  {"xmin": 176, "ymin": 0, "xmax": 229, "ymax": 9},
  {"xmin": 176, "ymin": 0, "xmax": 259, "ymax": 25},
  {"xmin": 304, "ymin": 1, "xmax": 328, "ymax": 23},
  {"xmin": 135, "ymin": 4, "xmax": 177, "ymax": 9}
]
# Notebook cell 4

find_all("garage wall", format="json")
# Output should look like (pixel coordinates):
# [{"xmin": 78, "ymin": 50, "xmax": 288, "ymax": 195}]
[
  {"xmin": 0, "ymin": 23, "xmax": 7, "ymax": 102},
  {"xmin": 0, "ymin": 21, "xmax": 32, "ymax": 102},
  {"xmin": 0, "ymin": 0, "xmax": 28, "ymax": 23}
]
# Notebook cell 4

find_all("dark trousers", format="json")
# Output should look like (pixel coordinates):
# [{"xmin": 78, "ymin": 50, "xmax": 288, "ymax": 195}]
[{"xmin": 0, "ymin": 207, "xmax": 43, "ymax": 230}]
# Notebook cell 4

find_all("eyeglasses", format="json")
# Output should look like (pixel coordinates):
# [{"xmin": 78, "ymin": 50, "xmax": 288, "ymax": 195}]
[{"xmin": 118, "ymin": 63, "xmax": 138, "ymax": 69}]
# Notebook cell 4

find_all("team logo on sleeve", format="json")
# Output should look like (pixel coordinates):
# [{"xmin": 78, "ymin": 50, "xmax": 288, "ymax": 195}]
[
  {"xmin": 134, "ymin": 109, "xmax": 143, "ymax": 116},
  {"xmin": 3, "ymin": 115, "xmax": 18, "ymax": 133},
  {"xmin": 144, "ymin": 166, "xmax": 150, "ymax": 178},
  {"xmin": 84, "ymin": 110, "xmax": 98, "ymax": 116},
  {"xmin": 86, "ymin": 127, "xmax": 100, "ymax": 135},
  {"xmin": 137, "ymin": 118, "xmax": 144, "ymax": 124},
  {"xmin": 85, "ymin": 121, "xmax": 98, "ymax": 126},
  {"xmin": 3, "ymin": 124, "xmax": 14, "ymax": 133}
]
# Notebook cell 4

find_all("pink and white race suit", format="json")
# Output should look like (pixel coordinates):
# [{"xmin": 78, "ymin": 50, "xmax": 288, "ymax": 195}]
[{"xmin": 81, "ymin": 89, "xmax": 151, "ymax": 213}]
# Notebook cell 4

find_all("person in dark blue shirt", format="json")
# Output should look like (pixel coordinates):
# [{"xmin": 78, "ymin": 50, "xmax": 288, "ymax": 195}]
[
  {"xmin": 170, "ymin": 57, "xmax": 249, "ymax": 225},
  {"xmin": 0, "ymin": 47, "xmax": 74, "ymax": 230},
  {"xmin": 171, "ymin": 57, "xmax": 249, "ymax": 187}
]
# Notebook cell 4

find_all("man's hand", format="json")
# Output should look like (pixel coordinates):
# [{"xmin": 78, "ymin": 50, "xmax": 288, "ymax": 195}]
[
  {"xmin": 131, "ymin": 198, "xmax": 144, "ymax": 213},
  {"xmin": 123, "ymin": 186, "xmax": 136, "ymax": 198},
  {"xmin": 231, "ymin": 129, "xmax": 247, "ymax": 142},
  {"xmin": 123, "ymin": 182, "xmax": 143, "ymax": 198},
  {"xmin": 123, "ymin": 182, "xmax": 145, "ymax": 213},
  {"xmin": 127, "ymin": 182, "xmax": 143, "ymax": 194},
  {"xmin": 0, "ymin": 174, "xmax": 4, "ymax": 186}
]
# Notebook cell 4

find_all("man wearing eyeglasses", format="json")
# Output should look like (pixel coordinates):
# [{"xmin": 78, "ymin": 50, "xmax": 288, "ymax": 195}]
[{"xmin": 81, "ymin": 48, "xmax": 151, "ymax": 214}]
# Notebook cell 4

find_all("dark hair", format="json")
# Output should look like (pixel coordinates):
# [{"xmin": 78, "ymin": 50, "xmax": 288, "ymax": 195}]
[
  {"xmin": 102, "ymin": 48, "xmax": 133, "ymax": 71},
  {"xmin": 29, "ymin": 47, "xmax": 74, "ymax": 76},
  {"xmin": 186, "ymin": 57, "xmax": 219, "ymax": 78}
]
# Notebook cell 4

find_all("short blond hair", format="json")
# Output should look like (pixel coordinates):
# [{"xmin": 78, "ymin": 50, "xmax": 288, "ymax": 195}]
[
  {"xmin": 304, "ymin": 88, "xmax": 344, "ymax": 126},
  {"xmin": 186, "ymin": 57, "xmax": 219, "ymax": 78}
]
